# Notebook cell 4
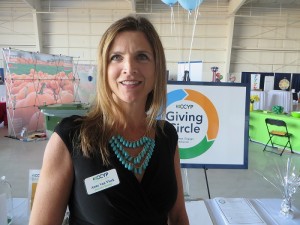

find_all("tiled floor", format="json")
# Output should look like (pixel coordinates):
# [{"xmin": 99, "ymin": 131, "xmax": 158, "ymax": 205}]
[{"xmin": 0, "ymin": 125, "xmax": 300, "ymax": 210}]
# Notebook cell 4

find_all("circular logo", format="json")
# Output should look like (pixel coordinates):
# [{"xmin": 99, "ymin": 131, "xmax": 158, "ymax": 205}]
[{"xmin": 167, "ymin": 89, "xmax": 219, "ymax": 159}]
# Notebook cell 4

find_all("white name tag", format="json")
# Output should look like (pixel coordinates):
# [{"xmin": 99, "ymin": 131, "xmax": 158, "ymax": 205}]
[{"xmin": 84, "ymin": 169, "xmax": 120, "ymax": 195}]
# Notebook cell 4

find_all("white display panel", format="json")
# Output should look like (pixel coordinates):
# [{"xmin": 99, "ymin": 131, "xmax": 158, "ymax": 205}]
[
  {"xmin": 167, "ymin": 81, "xmax": 249, "ymax": 169},
  {"xmin": 177, "ymin": 61, "xmax": 203, "ymax": 81},
  {"xmin": 251, "ymin": 73, "xmax": 261, "ymax": 90}
]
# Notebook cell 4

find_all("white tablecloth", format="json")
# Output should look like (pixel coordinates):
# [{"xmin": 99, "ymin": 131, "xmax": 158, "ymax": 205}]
[
  {"xmin": 251, "ymin": 90, "xmax": 293, "ymax": 113},
  {"xmin": 266, "ymin": 90, "xmax": 293, "ymax": 113},
  {"xmin": 205, "ymin": 198, "xmax": 300, "ymax": 225},
  {"xmin": 11, "ymin": 198, "xmax": 28, "ymax": 225},
  {"xmin": 251, "ymin": 90, "xmax": 267, "ymax": 110}
]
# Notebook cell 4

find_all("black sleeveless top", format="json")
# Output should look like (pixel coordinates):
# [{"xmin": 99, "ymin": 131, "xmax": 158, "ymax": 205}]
[{"xmin": 54, "ymin": 115, "xmax": 178, "ymax": 225}]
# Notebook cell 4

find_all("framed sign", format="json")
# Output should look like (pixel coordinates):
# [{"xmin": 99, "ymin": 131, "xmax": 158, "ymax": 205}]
[
  {"xmin": 251, "ymin": 73, "xmax": 261, "ymax": 90},
  {"xmin": 167, "ymin": 81, "xmax": 250, "ymax": 169},
  {"xmin": 177, "ymin": 61, "xmax": 203, "ymax": 82}
]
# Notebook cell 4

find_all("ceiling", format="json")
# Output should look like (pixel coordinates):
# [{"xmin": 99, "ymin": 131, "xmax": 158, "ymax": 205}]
[{"xmin": 1, "ymin": 0, "xmax": 300, "ymax": 14}]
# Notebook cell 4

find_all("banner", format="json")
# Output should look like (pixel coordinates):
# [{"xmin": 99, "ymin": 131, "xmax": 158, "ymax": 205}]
[
  {"xmin": 251, "ymin": 73, "xmax": 261, "ymax": 90},
  {"xmin": 74, "ymin": 64, "xmax": 96, "ymax": 104},
  {"xmin": 167, "ymin": 81, "xmax": 249, "ymax": 169},
  {"xmin": 2, "ymin": 48, "xmax": 76, "ymax": 137}
]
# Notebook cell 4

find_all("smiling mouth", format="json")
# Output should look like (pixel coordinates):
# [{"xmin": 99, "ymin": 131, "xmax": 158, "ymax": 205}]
[{"xmin": 120, "ymin": 80, "xmax": 142, "ymax": 85}]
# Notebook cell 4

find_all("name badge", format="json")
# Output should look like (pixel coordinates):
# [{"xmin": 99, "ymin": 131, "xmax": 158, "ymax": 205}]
[{"xmin": 84, "ymin": 169, "xmax": 120, "ymax": 195}]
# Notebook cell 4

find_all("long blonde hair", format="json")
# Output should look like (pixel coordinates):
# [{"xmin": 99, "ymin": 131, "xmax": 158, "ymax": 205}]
[{"xmin": 78, "ymin": 16, "xmax": 167, "ymax": 165}]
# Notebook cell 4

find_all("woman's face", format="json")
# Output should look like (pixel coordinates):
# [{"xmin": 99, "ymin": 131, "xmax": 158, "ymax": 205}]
[{"xmin": 107, "ymin": 31, "xmax": 155, "ymax": 107}]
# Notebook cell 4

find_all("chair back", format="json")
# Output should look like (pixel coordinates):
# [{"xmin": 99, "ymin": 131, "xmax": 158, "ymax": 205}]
[
  {"xmin": 265, "ymin": 118, "xmax": 289, "ymax": 135},
  {"xmin": 265, "ymin": 118, "xmax": 286, "ymax": 127},
  {"xmin": 263, "ymin": 118, "xmax": 293, "ymax": 155}
]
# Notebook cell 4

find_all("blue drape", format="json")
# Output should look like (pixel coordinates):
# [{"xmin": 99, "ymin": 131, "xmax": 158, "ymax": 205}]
[
  {"xmin": 241, "ymin": 72, "xmax": 274, "ymax": 90},
  {"xmin": 274, "ymin": 73, "xmax": 291, "ymax": 90},
  {"xmin": 291, "ymin": 73, "xmax": 300, "ymax": 100}
]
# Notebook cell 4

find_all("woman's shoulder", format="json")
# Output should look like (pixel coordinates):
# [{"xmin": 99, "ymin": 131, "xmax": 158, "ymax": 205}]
[
  {"xmin": 158, "ymin": 120, "xmax": 175, "ymax": 131},
  {"xmin": 54, "ymin": 115, "xmax": 83, "ymax": 136},
  {"xmin": 54, "ymin": 115, "xmax": 83, "ymax": 153},
  {"xmin": 156, "ymin": 120, "xmax": 178, "ymax": 154},
  {"xmin": 157, "ymin": 120, "xmax": 177, "ymax": 138},
  {"xmin": 59, "ymin": 115, "xmax": 82, "ymax": 125}
]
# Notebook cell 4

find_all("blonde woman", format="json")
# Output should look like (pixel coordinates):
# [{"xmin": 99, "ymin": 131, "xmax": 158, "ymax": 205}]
[{"xmin": 30, "ymin": 15, "xmax": 189, "ymax": 225}]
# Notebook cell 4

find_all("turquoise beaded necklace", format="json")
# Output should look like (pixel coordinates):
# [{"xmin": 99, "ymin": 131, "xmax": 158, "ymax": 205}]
[{"xmin": 109, "ymin": 134, "xmax": 155, "ymax": 175}]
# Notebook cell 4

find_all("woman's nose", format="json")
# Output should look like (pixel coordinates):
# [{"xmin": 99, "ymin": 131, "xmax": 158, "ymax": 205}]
[{"xmin": 122, "ymin": 58, "xmax": 137, "ymax": 75}]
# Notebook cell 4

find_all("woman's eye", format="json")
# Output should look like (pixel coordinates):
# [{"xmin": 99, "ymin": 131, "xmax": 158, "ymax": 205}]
[
  {"xmin": 137, "ymin": 54, "xmax": 149, "ymax": 61},
  {"xmin": 110, "ymin": 55, "xmax": 122, "ymax": 61}
]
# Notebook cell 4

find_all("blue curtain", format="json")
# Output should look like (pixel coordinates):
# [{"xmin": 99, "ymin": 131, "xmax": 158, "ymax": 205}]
[
  {"xmin": 241, "ymin": 72, "xmax": 274, "ymax": 90},
  {"xmin": 0, "ymin": 68, "xmax": 4, "ymax": 85},
  {"xmin": 291, "ymin": 73, "xmax": 300, "ymax": 100},
  {"xmin": 274, "ymin": 73, "xmax": 291, "ymax": 90}
]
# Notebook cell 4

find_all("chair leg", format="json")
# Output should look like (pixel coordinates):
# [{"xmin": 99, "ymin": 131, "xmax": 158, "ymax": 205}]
[
  {"xmin": 279, "ymin": 142, "xmax": 289, "ymax": 156},
  {"xmin": 279, "ymin": 139, "xmax": 293, "ymax": 156},
  {"xmin": 288, "ymin": 139, "xmax": 294, "ymax": 154},
  {"xmin": 263, "ymin": 137, "xmax": 272, "ymax": 151},
  {"xmin": 269, "ymin": 136, "xmax": 275, "ymax": 148}
]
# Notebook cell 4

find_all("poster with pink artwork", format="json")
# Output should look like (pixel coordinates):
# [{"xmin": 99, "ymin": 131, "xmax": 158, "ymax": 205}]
[{"xmin": 2, "ymin": 48, "xmax": 76, "ymax": 137}]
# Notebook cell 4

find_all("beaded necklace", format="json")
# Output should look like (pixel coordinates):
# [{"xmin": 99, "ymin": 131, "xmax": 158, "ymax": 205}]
[{"xmin": 109, "ymin": 134, "xmax": 155, "ymax": 175}]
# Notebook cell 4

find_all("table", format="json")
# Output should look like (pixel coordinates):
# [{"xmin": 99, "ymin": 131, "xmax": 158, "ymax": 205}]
[
  {"xmin": 250, "ymin": 90, "xmax": 293, "ymax": 113},
  {"xmin": 249, "ymin": 111, "xmax": 300, "ymax": 153},
  {"xmin": 251, "ymin": 90, "xmax": 267, "ymax": 110},
  {"xmin": 12, "ymin": 198, "xmax": 300, "ymax": 225},
  {"xmin": 266, "ymin": 90, "xmax": 293, "ymax": 113},
  {"xmin": 11, "ymin": 198, "xmax": 28, "ymax": 225},
  {"xmin": 0, "ymin": 101, "xmax": 7, "ymax": 126},
  {"xmin": 205, "ymin": 198, "xmax": 300, "ymax": 225}
]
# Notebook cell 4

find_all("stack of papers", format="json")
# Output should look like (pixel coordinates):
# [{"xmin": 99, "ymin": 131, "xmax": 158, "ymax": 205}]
[{"xmin": 213, "ymin": 198, "xmax": 267, "ymax": 225}]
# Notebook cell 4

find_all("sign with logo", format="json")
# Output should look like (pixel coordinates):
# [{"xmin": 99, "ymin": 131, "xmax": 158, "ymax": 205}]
[{"xmin": 167, "ymin": 82, "xmax": 249, "ymax": 169}]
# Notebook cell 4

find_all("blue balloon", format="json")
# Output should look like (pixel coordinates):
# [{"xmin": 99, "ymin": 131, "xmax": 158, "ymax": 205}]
[
  {"xmin": 88, "ymin": 75, "xmax": 93, "ymax": 82},
  {"xmin": 161, "ymin": 0, "xmax": 177, "ymax": 7},
  {"xmin": 178, "ymin": 0, "xmax": 203, "ymax": 11}
]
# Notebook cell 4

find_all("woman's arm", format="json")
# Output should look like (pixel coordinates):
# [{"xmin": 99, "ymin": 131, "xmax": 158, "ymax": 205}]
[
  {"xmin": 168, "ymin": 146, "xmax": 189, "ymax": 225},
  {"xmin": 29, "ymin": 132, "xmax": 73, "ymax": 225}
]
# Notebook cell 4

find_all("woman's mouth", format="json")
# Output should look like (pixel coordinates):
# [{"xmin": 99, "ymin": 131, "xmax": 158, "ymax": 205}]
[{"xmin": 120, "ymin": 80, "xmax": 141, "ymax": 85}]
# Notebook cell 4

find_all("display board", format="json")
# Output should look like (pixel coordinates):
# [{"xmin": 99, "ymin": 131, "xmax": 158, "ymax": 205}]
[
  {"xmin": 167, "ymin": 81, "xmax": 249, "ymax": 169},
  {"xmin": 74, "ymin": 64, "xmax": 96, "ymax": 104},
  {"xmin": 2, "ymin": 48, "xmax": 77, "ymax": 137},
  {"xmin": 251, "ymin": 73, "xmax": 260, "ymax": 90},
  {"xmin": 177, "ymin": 61, "xmax": 203, "ymax": 81}
]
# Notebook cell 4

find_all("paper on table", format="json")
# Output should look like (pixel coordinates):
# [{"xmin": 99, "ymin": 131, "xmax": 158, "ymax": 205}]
[
  {"xmin": 185, "ymin": 200, "xmax": 213, "ymax": 225},
  {"xmin": 214, "ymin": 198, "xmax": 267, "ymax": 225}
]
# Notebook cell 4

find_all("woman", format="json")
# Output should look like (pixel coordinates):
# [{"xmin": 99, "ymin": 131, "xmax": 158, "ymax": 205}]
[{"xmin": 29, "ymin": 15, "xmax": 189, "ymax": 225}]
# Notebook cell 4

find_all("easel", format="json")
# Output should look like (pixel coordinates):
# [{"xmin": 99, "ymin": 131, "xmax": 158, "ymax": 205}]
[
  {"xmin": 181, "ymin": 166, "xmax": 211, "ymax": 199},
  {"xmin": 203, "ymin": 166, "xmax": 211, "ymax": 199}
]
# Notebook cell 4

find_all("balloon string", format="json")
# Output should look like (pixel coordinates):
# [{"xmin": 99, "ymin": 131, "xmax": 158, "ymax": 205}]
[
  {"xmin": 171, "ymin": 6, "xmax": 176, "ymax": 34},
  {"xmin": 188, "ymin": 5, "xmax": 200, "ymax": 70},
  {"xmin": 171, "ymin": 7, "xmax": 173, "ymax": 34},
  {"xmin": 171, "ymin": 6, "xmax": 179, "ymax": 60}
]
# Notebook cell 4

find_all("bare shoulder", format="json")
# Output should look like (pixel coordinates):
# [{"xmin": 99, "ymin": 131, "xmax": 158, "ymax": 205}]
[
  {"xmin": 29, "ymin": 133, "xmax": 73, "ymax": 225},
  {"xmin": 44, "ymin": 132, "xmax": 71, "ymax": 164},
  {"xmin": 42, "ymin": 132, "xmax": 73, "ymax": 181}
]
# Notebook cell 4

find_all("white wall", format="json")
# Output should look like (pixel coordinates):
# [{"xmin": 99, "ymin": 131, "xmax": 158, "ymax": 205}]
[
  {"xmin": 147, "ymin": 13, "xmax": 230, "ymax": 81},
  {"xmin": 230, "ymin": 6, "xmax": 300, "ymax": 81},
  {"xmin": 0, "ymin": 1, "xmax": 300, "ymax": 82}
]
